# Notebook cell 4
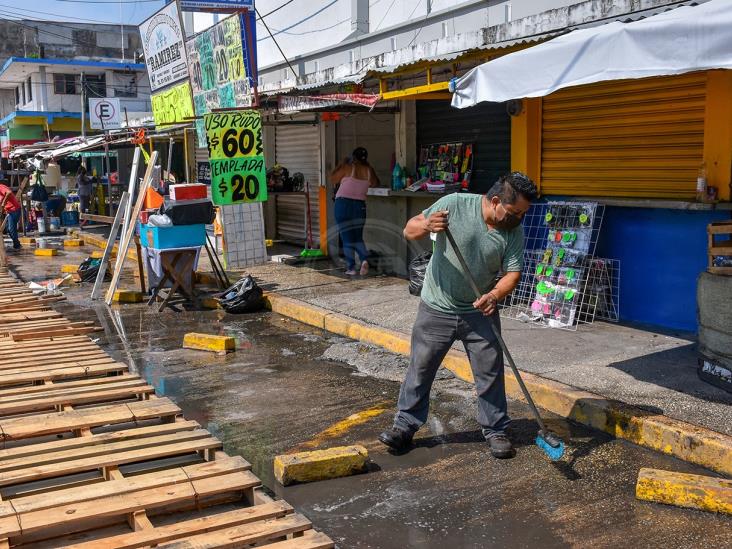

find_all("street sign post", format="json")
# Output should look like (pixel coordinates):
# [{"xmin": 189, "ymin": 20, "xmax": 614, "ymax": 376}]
[{"xmin": 89, "ymin": 98, "xmax": 121, "ymax": 130}]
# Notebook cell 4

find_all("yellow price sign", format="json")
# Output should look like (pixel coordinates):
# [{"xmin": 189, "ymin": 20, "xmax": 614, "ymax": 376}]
[
  {"xmin": 204, "ymin": 110, "xmax": 266, "ymax": 205},
  {"xmin": 151, "ymin": 81, "xmax": 194, "ymax": 126},
  {"xmin": 204, "ymin": 110, "xmax": 262, "ymax": 159}
]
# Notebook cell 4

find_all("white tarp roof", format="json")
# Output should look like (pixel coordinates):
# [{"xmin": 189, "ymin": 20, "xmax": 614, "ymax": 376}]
[{"xmin": 451, "ymin": 0, "xmax": 732, "ymax": 108}]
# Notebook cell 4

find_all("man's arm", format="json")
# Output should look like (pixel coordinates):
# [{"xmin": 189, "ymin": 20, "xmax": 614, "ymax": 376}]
[
  {"xmin": 403, "ymin": 211, "xmax": 448, "ymax": 240},
  {"xmin": 473, "ymin": 271, "xmax": 521, "ymax": 316}
]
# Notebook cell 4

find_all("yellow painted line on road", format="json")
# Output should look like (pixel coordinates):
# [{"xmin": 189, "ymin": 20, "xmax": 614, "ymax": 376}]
[
  {"xmin": 298, "ymin": 402, "xmax": 390, "ymax": 451},
  {"xmin": 264, "ymin": 292, "xmax": 732, "ymax": 477},
  {"xmin": 636, "ymin": 467, "xmax": 732, "ymax": 515}
]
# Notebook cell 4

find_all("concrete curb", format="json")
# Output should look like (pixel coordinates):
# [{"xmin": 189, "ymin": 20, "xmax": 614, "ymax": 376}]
[
  {"xmin": 636, "ymin": 467, "xmax": 732, "ymax": 515},
  {"xmin": 73, "ymin": 231, "xmax": 137, "ymax": 261},
  {"xmin": 264, "ymin": 293, "xmax": 732, "ymax": 477},
  {"xmin": 274, "ymin": 445, "xmax": 369, "ymax": 486}
]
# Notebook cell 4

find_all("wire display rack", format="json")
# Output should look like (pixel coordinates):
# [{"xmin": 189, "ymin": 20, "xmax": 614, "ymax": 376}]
[{"xmin": 501, "ymin": 201, "xmax": 620, "ymax": 331}]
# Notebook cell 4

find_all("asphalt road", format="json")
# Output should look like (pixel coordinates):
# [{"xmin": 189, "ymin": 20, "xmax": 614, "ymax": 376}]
[{"xmin": 9, "ymin": 246, "xmax": 732, "ymax": 548}]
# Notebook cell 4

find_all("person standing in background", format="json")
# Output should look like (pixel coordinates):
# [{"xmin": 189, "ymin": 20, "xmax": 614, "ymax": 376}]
[
  {"xmin": 76, "ymin": 165, "xmax": 93, "ymax": 219},
  {"xmin": 0, "ymin": 182, "xmax": 21, "ymax": 249},
  {"xmin": 329, "ymin": 147, "xmax": 380, "ymax": 276}
]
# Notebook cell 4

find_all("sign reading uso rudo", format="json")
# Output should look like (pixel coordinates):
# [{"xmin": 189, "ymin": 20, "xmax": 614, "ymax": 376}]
[
  {"xmin": 204, "ymin": 110, "xmax": 266, "ymax": 205},
  {"xmin": 139, "ymin": 1, "xmax": 188, "ymax": 92}
]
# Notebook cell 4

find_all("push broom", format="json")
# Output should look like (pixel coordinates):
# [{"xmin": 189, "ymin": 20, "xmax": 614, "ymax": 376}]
[{"xmin": 444, "ymin": 227, "xmax": 566, "ymax": 461}]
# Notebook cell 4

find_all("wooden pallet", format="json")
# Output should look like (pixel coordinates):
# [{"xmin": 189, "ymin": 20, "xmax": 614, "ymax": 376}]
[
  {"xmin": 0, "ymin": 270, "xmax": 334, "ymax": 548},
  {"xmin": 708, "ymin": 220, "xmax": 732, "ymax": 275}
]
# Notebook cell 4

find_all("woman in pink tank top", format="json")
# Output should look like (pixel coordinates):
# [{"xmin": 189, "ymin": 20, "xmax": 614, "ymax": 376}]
[{"xmin": 329, "ymin": 147, "xmax": 380, "ymax": 276}]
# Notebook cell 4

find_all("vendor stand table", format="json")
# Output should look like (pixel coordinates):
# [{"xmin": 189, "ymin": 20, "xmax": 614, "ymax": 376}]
[{"xmin": 144, "ymin": 246, "xmax": 201, "ymax": 312}]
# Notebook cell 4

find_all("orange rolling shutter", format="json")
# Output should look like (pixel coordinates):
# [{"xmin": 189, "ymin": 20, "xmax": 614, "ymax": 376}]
[{"xmin": 540, "ymin": 72, "xmax": 706, "ymax": 198}]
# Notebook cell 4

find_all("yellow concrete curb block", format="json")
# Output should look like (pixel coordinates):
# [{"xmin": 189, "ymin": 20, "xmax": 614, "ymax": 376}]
[
  {"xmin": 34, "ymin": 248, "xmax": 58, "ymax": 257},
  {"xmin": 61, "ymin": 264, "xmax": 79, "ymax": 274},
  {"xmin": 63, "ymin": 239, "xmax": 84, "ymax": 247},
  {"xmin": 274, "ymin": 445, "xmax": 369, "ymax": 486},
  {"xmin": 183, "ymin": 332, "xmax": 235, "ymax": 353},
  {"xmin": 90, "ymin": 251, "xmax": 104, "ymax": 259},
  {"xmin": 113, "ymin": 290, "xmax": 144, "ymax": 303},
  {"xmin": 636, "ymin": 467, "xmax": 732, "ymax": 515},
  {"xmin": 264, "ymin": 292, "xmax": 732, "ymax": 477},
  {"xmin": 78, "ymin": 232, "xmax": 137, "ymax": 261},
  {"xmin": 18, "ymin": 237, "xmax": 35, "ymax": 245}
]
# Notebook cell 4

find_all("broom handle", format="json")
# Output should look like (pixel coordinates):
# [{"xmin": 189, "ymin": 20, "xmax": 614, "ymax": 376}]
[{"xmin": 443, "ymin": 227, "xmax": 549, "ymax": 434}]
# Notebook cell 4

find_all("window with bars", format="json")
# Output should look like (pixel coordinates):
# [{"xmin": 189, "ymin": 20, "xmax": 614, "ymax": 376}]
[
  {"xmin": 113, "ymin": 71, "xmax": 136, "ymax": 98},
  {"xmin": 84, "ymin": 74, "xmax": 106, "ymax": 98},
  {"xmin": 26, "ymin": 76, "xmax": 32, "ymax": 103},
  {"xmin": 53, "ymin": 74, "xmax": 79, "ymax": 95}
]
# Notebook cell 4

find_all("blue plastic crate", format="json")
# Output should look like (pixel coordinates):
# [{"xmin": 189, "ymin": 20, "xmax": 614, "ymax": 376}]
[{"xmin": 139, "ymin": 223, "xmax": 206, "ymax": 249}]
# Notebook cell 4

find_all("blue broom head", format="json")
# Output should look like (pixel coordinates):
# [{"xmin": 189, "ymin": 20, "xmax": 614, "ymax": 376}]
[{"xmin": 535, "ymin": 433, "xmax": 565, "ymax": 461}]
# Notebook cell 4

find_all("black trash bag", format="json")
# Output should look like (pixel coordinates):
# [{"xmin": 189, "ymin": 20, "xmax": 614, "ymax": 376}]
[
  {"xmin": 408, "ymin": 252, "xmax": 432, "ymax": 296},
  {"xmin": 30, "ymin": 172, "xmax": 49, "ymax": 202},
  {"xmin": 77, "ymin": 256, "xmax": 110, "ymax": 283},
  {"xmin": 217, "ymin": 275, "xmax": 264, "ymax": 313}
]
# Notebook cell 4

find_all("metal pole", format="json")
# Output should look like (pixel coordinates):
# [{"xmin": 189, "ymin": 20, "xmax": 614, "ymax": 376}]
[
  {"xmin": 120, "ymin": 147, "xmax": 140, "ymax": 248},
  {"xmin": 166, "ymin": 137, "xmax": 174, "ymax": 184},
  {"xmin": 80, "ymin": 72, "xmax": 86, "ymax": 139}
]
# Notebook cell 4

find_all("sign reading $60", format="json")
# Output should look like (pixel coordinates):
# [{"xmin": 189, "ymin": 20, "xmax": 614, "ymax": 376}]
[{"xmin": 204, "ymin": 110, "xmax": 267, "ymax": 205}]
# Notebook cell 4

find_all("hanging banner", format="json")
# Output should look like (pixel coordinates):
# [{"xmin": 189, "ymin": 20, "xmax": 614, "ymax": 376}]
[
  {"xmin": 179, "ymin": 0, "xmax": 253, "ymax": 11},
  {"xmin": 204, "ymin": 110, "xmax": 266, "ymax": 205},
  {"xmin": 277, "ymin": 94, "xmax": 381, "ymax": 113},
  {"xmin": 186, "ymin": 11, "xmax": 257, "ymax": 146},
  {"xmin": 139, "ymin": 1, "xmax": 189, "ymax": 92},
  {"xmin": 151, "ymin": 81, "xmax": 195, "ymax": 126}
]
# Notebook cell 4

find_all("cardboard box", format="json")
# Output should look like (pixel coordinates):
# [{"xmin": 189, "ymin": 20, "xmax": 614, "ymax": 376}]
[{"xmin": 170, "ymin": 183, "xmax": 207, "ymax": 201}]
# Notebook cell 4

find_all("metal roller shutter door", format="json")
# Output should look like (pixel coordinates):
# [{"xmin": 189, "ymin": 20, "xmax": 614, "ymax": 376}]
[
  {"xmin": 416, "ymin": 100, "xmax": 511, "ymax": 193},
  {"xmin": 275, "ymin": 124, "xmax": 321, "ymax": 244},
  {"xmin": 541, "ymin": 72, "xmax": 706, "ymax": 198}
]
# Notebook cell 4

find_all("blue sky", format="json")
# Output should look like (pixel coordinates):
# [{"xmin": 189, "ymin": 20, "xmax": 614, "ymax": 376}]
[{"xmin": 0, "ymin": 0, "xmax": 168, "ymax": 26}]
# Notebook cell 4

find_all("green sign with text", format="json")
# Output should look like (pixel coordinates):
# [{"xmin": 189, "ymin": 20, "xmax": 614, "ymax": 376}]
[{"xmin": 204, "ymin": 110, "xmax": 267, "ymax": 205}]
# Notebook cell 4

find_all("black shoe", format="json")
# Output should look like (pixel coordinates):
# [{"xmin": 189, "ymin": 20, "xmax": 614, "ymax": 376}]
[
  {"xmin": 12, "ymin": 241, "xmax": 21, "ymax": 250},
  {"xmin": 487, "ymin": 433, "xmax": 515, "ymax": 459},
  {"xmin": 378, "ymin": 427, "xmax": 413, "ymax": 451}
]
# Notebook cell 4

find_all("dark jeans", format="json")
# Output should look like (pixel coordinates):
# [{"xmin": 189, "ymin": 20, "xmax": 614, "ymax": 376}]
[
  {"xmin": 334, "ymin": 197, "xmax": 368, "ymax": 270},
  {"xmin": 394, "ymin": 301, "xmax": 510, "ymax": 439},
  {"xmin": 79, "ymin": 195, "xmax": 90, "ymax": 216},
  {"xmin": 5, "ymin": 210, "xmax": 20, "ymax": 244}
]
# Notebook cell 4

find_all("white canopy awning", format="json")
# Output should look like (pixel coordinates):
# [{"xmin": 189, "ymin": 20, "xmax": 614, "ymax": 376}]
[{"xmin": 451, "ymin": 0, "xmax": 732, "ymax": 108}]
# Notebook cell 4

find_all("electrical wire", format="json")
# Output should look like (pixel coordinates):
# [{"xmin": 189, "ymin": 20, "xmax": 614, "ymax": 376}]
[
  {"xmin": 0, "ymin": 2, "xmax": 122, "ymax": 25},
  {"xmin": 372, "ymin": 0, "xmax": 397, "ymax": 32},
  {"xmin": 258, "ymin": 0, "xmax": 339, "ymax": 38},
  {"xmin": 266, "ymin": 16, "xmax": 350, "ymax": 36},
  {"xmin": 259, "ymin": 0, "xmax": 298, "ymax": 19},
  {"xmin": 55, "ymin": 0, "xmax": 163, "ymax": 4},
  {"xmin": 254, "ymin": 6, "xmax": 297, "ymax": 80}
]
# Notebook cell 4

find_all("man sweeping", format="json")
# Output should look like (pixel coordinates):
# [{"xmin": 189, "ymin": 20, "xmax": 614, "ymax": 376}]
[{"xmin": 379, "ymin": 172, "xmax": 538, "ymax": 459}]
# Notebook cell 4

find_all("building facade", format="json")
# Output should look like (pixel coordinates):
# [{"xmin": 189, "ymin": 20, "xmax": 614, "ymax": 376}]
[{"xmin": 0, "ymin": 20, "xmax": 150, "ymax": 157}]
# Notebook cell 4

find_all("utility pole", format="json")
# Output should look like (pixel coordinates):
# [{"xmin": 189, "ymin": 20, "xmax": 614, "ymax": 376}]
[{"xmin": 80, "ymin": 71, "xmax": 86, "ymax": 139}]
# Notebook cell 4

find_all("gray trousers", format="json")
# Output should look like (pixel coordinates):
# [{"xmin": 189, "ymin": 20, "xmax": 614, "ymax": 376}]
[{"xmin": 394, "ymin": 301, "xmax": 510, "ymax": 439}]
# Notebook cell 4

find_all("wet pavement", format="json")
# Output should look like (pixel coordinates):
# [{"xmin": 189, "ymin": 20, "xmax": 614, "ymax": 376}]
[{"xmin": 5, "ymin": 243, "xmax": 731, "ymax": 548}]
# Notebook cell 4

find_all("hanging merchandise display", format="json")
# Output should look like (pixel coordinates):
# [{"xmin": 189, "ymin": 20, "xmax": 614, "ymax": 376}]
[
  {"xmin": 186, "ymin": 11, "xmax": 257, "ymax": 145},
  {"xmin": 204, "ymin": 110, "xmax": 266, "ymax": 205},
  {"xmin": 501, "ymin": 201, "xmax": 620, "ymax": 330},
  {"xmin": 412, "ymin": 142, "xmax": 474, "ymax": 193}
]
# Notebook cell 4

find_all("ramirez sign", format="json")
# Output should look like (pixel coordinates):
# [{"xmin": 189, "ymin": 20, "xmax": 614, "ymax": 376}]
[{"xmin": 139, "ymin": 1, "xmax": 188, "ymax": 92}]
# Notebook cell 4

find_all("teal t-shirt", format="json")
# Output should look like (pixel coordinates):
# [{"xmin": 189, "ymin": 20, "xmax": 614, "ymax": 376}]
[{"xmin": 420, "ymin": 193, "xmax": 524, "ymax": 313}]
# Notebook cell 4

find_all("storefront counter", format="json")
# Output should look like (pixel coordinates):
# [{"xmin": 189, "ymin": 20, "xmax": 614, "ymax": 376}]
[{"xmin": 363, "ymin": 190, "xmax": 447, "ymax": 276}]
